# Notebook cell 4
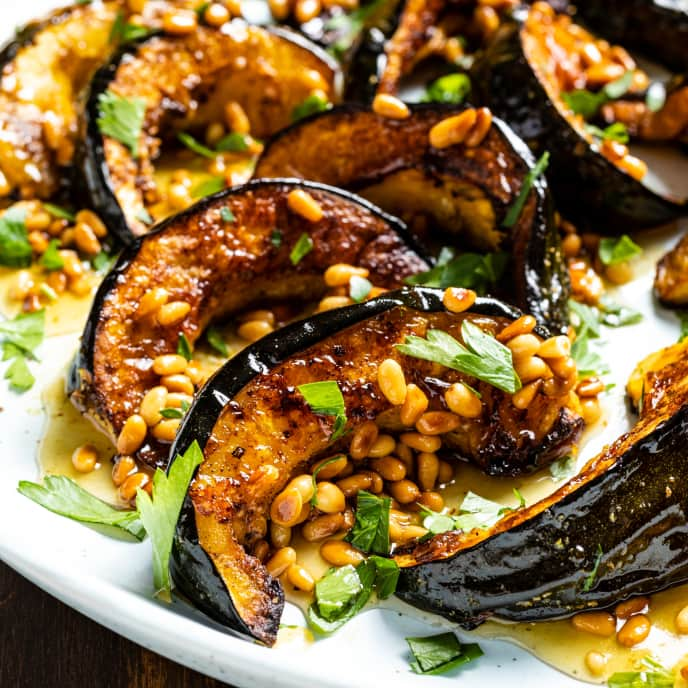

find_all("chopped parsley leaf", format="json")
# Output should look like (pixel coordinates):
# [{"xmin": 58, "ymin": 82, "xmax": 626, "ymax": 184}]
[
  {"xmin": 424, "ymin": 73, "xmax": 471, "ymax": 105},
  {"xmin": 406, "ymin": 632, "xmax": 483, "ymax": 675},
  {"xmin": 297, "ymin": 380, "xmax": 347, "ymax": 442},
  {"xmin": 290, "ymin": 233, "xmax": 313, "ymax": 265},
  {"xmin": 502, "ymin": 152, "xmax": 549, "ymax": 228},
  {"xmin": 97, "ymin": 90, "xmax": 146, "ymax": 158},
  {"xmin": 0, "ymin": 206, "xmax": 31, "ymax": 268},
  {"xmin": 345, "ymin": 490, "xmax": 390, "ymax": 555},
  {"xmin": 40, "ymin": 239, "xmax": 64, "ymax": 271},
  {"xmin": 598, "ymin": 235, "xmax": 642, "ymax": 266}
]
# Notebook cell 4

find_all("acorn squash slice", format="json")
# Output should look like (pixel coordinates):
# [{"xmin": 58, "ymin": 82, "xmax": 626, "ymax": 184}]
[
  {"xmin": 395, "ymin": 338, "xmax": 688, "ymax": 627},
  {"xmin": 80, "ymin": 24, "xmax": 341, "ymax": 242},
  {"xmin": 170, "ymin": 286, "xmax": 583, "ymax": 645},
  {"xmin": 68, "ymin": 179, "xmax": 428, "ymax": 470},
  {"xmin": 474, "ymin": 5, "xmax": 687, "ymax": 229},
  {"xmin": 255, "ymin": 103, "xmax": 570, "ymax": 333}
]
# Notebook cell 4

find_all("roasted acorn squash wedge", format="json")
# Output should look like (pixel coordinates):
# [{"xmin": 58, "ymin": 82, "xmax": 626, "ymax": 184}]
[
  {"xmin": 170, "ymin": 286, "xmax": 583, "ymax": 645},
  {"xmin": 68, "ymin": 179, "xmax": 428, "ymax": 470},
  {"xmin": 255, "ymin": 103, "xmax": 569, "ymax": 332},
  {"xmin": 395, "ymin": 340, "xmax": 688, "ymax": 627},
  {"xmin": 80, "ymin": 24, "xmax": 341, "ymax": 241},
  {"xmin": 474, "ymin": 5, "xmax": 687, "ymax": 230},
  {"xmin": 0, "ymin": 1, "xmax": 120, "ymax": 200}
]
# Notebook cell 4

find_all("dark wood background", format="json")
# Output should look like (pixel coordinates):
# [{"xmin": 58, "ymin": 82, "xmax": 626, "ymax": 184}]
[{"xmin": 0, "ymin": 561, "xmax": 233, "ymax": 687}]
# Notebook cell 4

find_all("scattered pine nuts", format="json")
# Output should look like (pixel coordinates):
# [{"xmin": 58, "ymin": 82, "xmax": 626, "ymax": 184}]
[
  {"xmin": 372, "ymin": 93, "xmax": 410, "ymax": 120},
  {"xmin": 71, "ymin": 444, "xmax": 98, "ymax": 473},
  {"xmin": 287, "ymin": 189, "xmax": 323, "ymax": 222}
]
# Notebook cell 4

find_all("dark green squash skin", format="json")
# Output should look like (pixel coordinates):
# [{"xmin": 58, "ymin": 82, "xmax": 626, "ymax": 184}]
[
  {"xmin": 170, "ymin": 287, "xmax": 537, "ymax": 643},
  {"xmin": 475, "ymin": 18, "xmax": 687, "ymax": 230},
  {"xmin": 573, "ymin": 0, "xmax": 688, "ymax": 73},
  {"xmin": 397, "ymin": 405, "xmax": 688, "ymax": 626}
]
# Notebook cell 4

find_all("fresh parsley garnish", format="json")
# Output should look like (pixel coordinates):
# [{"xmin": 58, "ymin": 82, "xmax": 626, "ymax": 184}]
[
  {"xmin": 136, "ymin": 440, "xmax": 204, "ymax": 598},
  {"xmin": 607, "ymin": 657, "xmax": 673, "ymax": 688},
  {"xmin": 310, "ymin": 455, "xmax": 346, "ymax": 506},
  {"xmin": 598, "ymin": 235, "xmax": 642, "ymax": 266},
  {"xmin": 549, "ymin": 455, "xmax": 577, "ymax": 481},
  {"xmin": 0, "ymin": 309, "xmax": 45, "ymax": 357},
  {"xmin": 206, "ymin": 326, "xmax": 228, "ymax": 356},
  {"xmin": 349, "ymin": 275, "xmax": 372, "ymax": 302},
  {"xmin": 406, "ymin": 249, "xmax": 508, "ymax": 294},
  {"xmin": 502, "ymin": 152, "xmax": 549, "ymax": 228},
  {"xmin": 569, "ymin": 299, "xmax": 601, "ymax": 339},
  {"xmin": 220, "ymin": 207, "xmax": 235, "ymax": 223},
  {"xmin": 0, "ymin": 206, "xmax": 31, "ymax": 267},
  {"xmin": 160, "ymin": 407, "xmax": 185, "ymax": 419},
  {"xmin": 216, "ymin": 132, "xmax": 251, "ymax": 153},
  {"xmin": 396, "ymin": 321, "xmax": 521, "ymax": 394},
  {"xmin": 40, "ymin": 239, "xmax": 64, "ymax": 271},
  {"xmin": 192, "ymin": 176, "xmax": 225, "ymax": 199},
  {"xmin": 645, "ymin": 82, "xmax": 666, "ymax": 113},
  {"xmin": 597, "ymin": 296, "xmax": 642, "ymax": 327},
  {"xmin": 109, "ymin": 10, "xmax": 151, "ymax": 44},
  {"xmin": 177, "ymin": 132, "xmax": 216, "ymax": 159},
  {"xmin": 406, "ymin": 632, "xmax": 483, "ymax": 675},
  {"xmin": 678, "ymin": 311, "xmax": 688, "ymax": 342},
  {"xmin": 513, "ymin": 487, "xmax": 526, "ymax": 509},
  {"xmin": 292, "ymin": 93, "xmax": 332, "ymax": 122},
  {"xmin": 4, "ymin": 355, "xmax": 35, "ymax": 392},
  {"xmin": 345, "ymin": 490, "xmax": 390, "ymax": 555},
  {"xmin": 176, "ymin": 333, "xmax": 193, "ymax": 361},
  {"xmin": 324, "ymin": 0, "xmax": 386, "ymax": 57},
  {"xmin": 582, "ymin": 543, "xmax": 604, "ymax": 592},
  {"xmin": 43, "ymin": 202, "xmax": 75, "ymax": 222},
  {"xmin": 18, "ymin": 475, "xmax": 145, "ymax": 540},
  {"xmin": 297, "ymin": 380, "xmax": 347, "ymax": 442},
  {"xmin": 290, "ymin": 232, "xmax": 314, "ymax": 265},
  {"xmin": 271, "ymin": 229, "xmax": 283, "ymax": 248},
  {"xmin": 571, "ymin": 334, "xmax": 610, "ymax": 377},
  {"xmin": 92, "ymin": 250, "xmax": 116, "ymax": 273},
  {"xmin": 136, "ymin": 207, "xmax": 153, "ymax": 225},
  {"xmin": 563, "ymin": 70, "xmax": 634, "ymax": 118},
  {"xmin": 584, "ymin": 122, "xmax": 629, "ymax": 144},
  {"xmin": 424, "ymin": 73, "xmax": 471, "ymax": 105},
  {"xmin": 97, "ymin": 90, "xmax": 146, "ymax": 158}
]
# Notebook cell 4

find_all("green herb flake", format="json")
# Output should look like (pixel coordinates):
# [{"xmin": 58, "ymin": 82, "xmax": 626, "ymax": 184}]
[
  {"xmin": 135, "ymin": 440, "xmax": 204, "ymax": 597},
  {"xmin": 160, "ymin": 407, "xmax": 185, "ymax": 419},
  {"xmin": 40, "ymin": 239, "xmax": 64, "ymax": 271},
  {"xmin": 310, "ymin": 455, "xmax": 346, "ymax": 506},
  {"xmin": 206, "ymin": 326, "xmax": 228, "ymax": 356},
  {"xmin": 454, "ymin": 491, "xmax": 507, "ymax": 531},
  {"xmin": 136, "ymin": 207, "xmax": 153, "ymax": 225},
  {"xmin": 424, "ymin": 73, "xmax": 471, "ymax": 105},
  {"xmin": 571, "ymin": 334, "xmax": 610, "ymax": 377},
  {"xmin": 406, "ymin": 632, "xmax": 483, "ymax": 676},
  {"xmin": 109, "ymin": 11, "xmax": 150, "ymax": 44},
  {"xmin": 584, "ymin": 122, "xmax": 629, "ymax": 144},
  {"xmin": 93, "ymin": 250, "xmax": 116, "ymax": 273},
  {"xmin": 502, "ymin": 152, "xmax": 549, "ymax": 228},
  {"xmin": 192, "ymin": 176, "xmax": 225, "ymax": 199},
  {"xmin": 396, "ymin": 321, "xmax": 521, "ymax": 394},
  {"xmin": 297, "ymin": 380, "xmax": 347, "ymax": 442},
  {"xmin": 290, "ymin": 232, "xmax": 314, "ymax": 265},
  {"xmin": 176, "ymin": 333, "xmax": 193, "ymax": 361},
  {"xmin": 569, "ymin": 299, "xmax": 601, "ymax": 339},
  {"xmin": 270, "ymin": 229, "xmax": 283, "ymax": 248},
  {"xmin": 4, "ymin": 354, "xmax": 35, "ymax": 392},
  {"xmin": 598, "ymin": 296, "xmax": 642, "ymax": 327},
  {"xmin": 216, "ymin": 132, "xmax": 250, "ymax": 153},
  {"xmin": 513, "ymin": 487, "xmax": 526, "ymax": 509},
  {"xmin": 563, "ymin": 71, "xmax": 634, "ymax": 118},
  {"xmin": 313, "ymin": 564, "xmax": 363, "ymax": 620},
  {"xmin": 345, "ymin": 490, "xmax": 390, "ymax": 555},
  {"xmin": 0, "ymin": 309, "xmax": 45, "ymax": 357},
  {"xmin": 177, "ymin": 132, "xmax": 216, "ymax": 159},
  {"xmin": 97, "ymin": 90, "xmax": 146, "ymax": 158},
  {"xmin": 604, "ymin": 70, "xmax": 634, "ymax": 100},
  {"xmin": 43, "ymin": 203, "xmax": 75, "ymax": 222},
  {"xmin": 0, "ymin": 206, "xmax": 31, "ymax": 268},
  {"xmin": 582, "ymin": 543, "xmax": 604, "ymax": 592},
  {"xmin": 18, "ymin": 475, "xmax": 145, "ymax": 540},
  {"xmin": 678, "ymin": 312, "xmax": 688, "ymax": 342},
  {"xmin": 367, "ymin": 555, "xmax": 399, "ymax": 599},
  {"xmin": 324, "ymin": 0, "xmax": 386, "ymax": 57},
  {"xmin": 646, "ymin": 83, "xmax": 667, "ymax": 113},
  {"xmin": 349, "ymin": 275, "xmax": 372, "ymax": 302},
  {"xmin": 607, "ymin": 657, "xmax": 673, "ymax": 688},
  {"xmin": 220, "ymin": 207, "xmax": 235, "ymax": 223},
  {"xmin": 550, "ymin": 455, "xmax": 577, "ymax": 481},
  {"xmin": 292, "ymin": 93, "xmax": 332, "ymax": 122},
  {"xmin": 598, "ymin": 235, "xmax": 642, "ymax": 266}
]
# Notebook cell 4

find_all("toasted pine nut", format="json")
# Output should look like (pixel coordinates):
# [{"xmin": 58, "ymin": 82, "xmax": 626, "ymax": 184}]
[
  {"xmin": 237, "ymin": 309, "xmax": 275, "ymax": 325},
  {"xmin": 71, "ymin": 444, "xmax": 98, "ymax": 473},
  {"xmin": 295, "ymin": 0, "xmax": 321, "ymax": 22},
  {"xmin": 287, "ymin": 189, "xmax": 323, "ymax": 222},
  {"xmin": 112, "ymin": 456, "xmax": 137, "ymax": 486},
  {"xmin": 367, "ymin": 434, "xmax": 396, "ymax": 458},
  {"xmin": 474, "ymin": 5, "xmax": 499, "ymax": 37},
  {"xmin": 507, "ymin": 334, "xmax": 541, "ymax": 359},
  {"xmin": 605, "ymin": 261, "xmax": 633, "ymax": 285},
  {"xmin": 270, "ymin": 522, "xmax": 292, "ymax": 548},
  {"xmin": 372, "ymin": 93, "xmax": 410, "ymax": 120},
  {"xmin": 416, "ymin": 452, "xmax": 440, "ymax": 491},
  {"xmin": 224, "ymin": 101, "xmax": 250, "ymax": 134},
  {"xmin": 581, "ymin": 398, "xmax": 602, "ymax": 425},
  {"xmin": 168, "ymin": 183, "xmax": 192, "ymax": 211},
  {"xmin": 562, "ymin": 233, "xmax": 582, "ymax": 258},
  {"xmin": 75, "ymin": 209, "xmax": 107, "ymax": 238},
  {"xmin": 400, "ymin": 432, "xmax": 442, "ymax": 453},
  {"xmin": 571, "ymin": 611, "xmax": 616, "ymax": 637},
  {"xmin": 443, "ymin": 287, "xmax": 477, "ymax": 313},
  {"xmin": 497, "ymin": 315, "xmax": 537, "ymax": 342},
  {"xmin": 46, "ymin": 270, "xmax": 67, "ymax": 294},
  {"xmin": 359, "ymin": 470, "xmax": 383, "ymax": 494},
  {"xmin": 370, "ymin": 456, "xmax": 406, "ymax": 482},
  {"xmin": 151, "ymin": 418, "xmax": 180, "ymax": 442},
  {"xmin": 549, "ymin": 355, "xmax": 577, "ymax": 379},
  {"xmin": 312, "ymin": 455, "xmax": 348, "ymax": 480},
  {"xmin": 399, "ymin": 383, "xmax": 429, "ymax": 426},
  {"xmin": 390, "ymin": 522, "xmax": 428, "ymax": 544},
  {"xmin": 429, "ymin": 109, "xmax": 477, "ymax": 149},
  {"xmin": 542, "ymin": 374, "xmax": 576, "ymax": 397},
  {"xmin": 289, "ymin": 474, "xmax": 316, "ymax": 502},
  {"xmin": 337, "ymin": 473, "xmax": 373, "ymax": 498},
  {"xmin": 139, "ymin": 386, "xmax": 168, "ymax": 427},
  {"xmin": 69, "ymin": 274, "xmax": 93, "ymax": 297},
  {"xmin": 378, "ymin": 358, "xmax": 407, "ymax": 406},
  {"xmin": 464, "ymin": 108, "xmax": 492, "ymax": 147},
  {"xmin": 616, "ymin": 154, "xmax": 648, "ymax": 181},
  {"xmin": 138, "ymin": 288, "xmax": 169, "ymax": 317},
  {"xmin": 416, "ymin": 411, "xmax": 460, "ymax": 435},
  {"xmin": 268, "ymin": 0, "xmax": 291, "ymax": 20},
  {"xmin": 271, "ymin": 487, "xmax": 303, "ymax": 527},
  {"xmin": 185, "ymin": 360, "xmax": 205, "ymax": 385},
  {"xmin": 74, "ymin": 222, "xmax": 101, "ymax": 255},
  {"xmin": 538, "ymin": 336, "xmax": 571, "ymax": 359},
  {"xmin": 286, "ymin": 563, "xmax": 315, "ymax": 591},
  {"xmin": 349, "ymin": 421, "xmax": 378, "ymax": 459},
  {"xmin": 615, "ymin": 597, "xmax": 649, "ymax": 619},
  {"xmin": 165, "ymin": 393, "xmax": 193, "ymax": 409},
  {"xmin": 324, "ymin": 263, "xmax": 369, "ymax": 287},
  {"xmin": 445, "ymin": 383, "xmax": 482, "ymax": 419},
  {"xmin": 162, "ymin": 9, "xmax": 198, "ymax": 35},
  {"xmin": 266, "ymin": 547, "xmax": 296, "ymax": 577},
  {"xmin": 577, "ymin": 377, "xmax": 604, "ymax": 398},
  {"xmin": 320, "ymin": 540, "xmax": 365, "ymax": 567},
  {"xmin": 585, "ymin": 651, "xmax": 607, "ymax": 677},
  {"xmin": 28, "ymin": 231, "xmax": 48, "ymax": 254},
  {"xmin": 438, "ymin": 460, "xmax": 454, "ymax": 484},
  {"xmin": 512, "ymin": 380, "xmax": 542, "ymax": 409},
  {"xmin": 418, "ymin": 491, "xmax": 444, "ymax": 512},
  {"xmin": 617, "ymin": 614, "xmax": 651, "ymax": 647},
  {"xmin": 60, "ymin": 251, "xmax": 83, "ymax": 278},
  {"xmin": 117, "ymin": 414, "xmax": 147, "ymax": 455},
  {"xmin": 10, "ymin": 271, "xmax": 34, "ymax": 301},
  {"xmin": 585, "ymin": 62, "xmax": 625, "ymax": 87},
  {"xmin": 675, "ymin": 605, "xmax": 688, "ymax": 634},
  {"xmin": 317, "ymin": 296, "xmax": 352, "ymax": 312},
  {"xmin": 514, "ymin": 356, "xmax": 550, "ymax": 384},
  {"xmin": 238, "ymin": 319, "xmax": 273, "ymax": 342},
  {"xmin": 0, "ymin": 170, "xmax": 10, "ymax": 196},
  {"xmin": 204, "ymin": 2, "xmax": 230, "ymax": 26},
  {"xmin": 314, "ymin": 482, "xmax": 346, "ymax": 513},
  {"xmin": 302, "ymin": 512, "xmax": 344, "ymax": 541},
  {"xmin": 157, "ymin": 301, "xmax": 191, "ymax": 326},
  {"xmin": 119, "ymin": 471, "xmax": 149, "ymax": 503},
  {"xmin": 389, "ymin": 479, "xmax": 421, "ymax": 504},
  {"xmin": 160, "ymin": 374, "xmax": 194, "ymax": 395},
  {"xmin": 26, "ymin": 210, "xmax": 51, "ymax": 231},
  {"xmin": 152, "ymin": 354, "xmax": 188, "ymax": 376}
]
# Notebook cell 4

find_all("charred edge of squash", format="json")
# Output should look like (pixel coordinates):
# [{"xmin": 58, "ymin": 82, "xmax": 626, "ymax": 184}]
[
  {"xmin": 169, "ymin": 286, "xmax": 546, "ymax": 644},
  {"xmin": 66, "ymin": 177, "xmax": 428, "ymax": 424},
  {"xmin": 258, "ymin": 102, "xmax": 570, "ymax": 333},
  {"xmin": 477, "ymin": 16, "xmax": 686, "ymax": 229},
  {"xmin": 79, "ymin": 26, "xmax": 342, "ymax": 245}
]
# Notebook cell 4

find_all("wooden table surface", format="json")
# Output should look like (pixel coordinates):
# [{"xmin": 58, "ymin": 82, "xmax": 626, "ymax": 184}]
[{"xmin": 0, "ymin": 561, "xmax": 234, "ymax": 687}]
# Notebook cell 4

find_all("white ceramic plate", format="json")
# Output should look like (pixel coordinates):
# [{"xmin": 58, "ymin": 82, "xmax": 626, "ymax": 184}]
[{"xmin": 1, "ymin": 2, "xmax": 686, "ymax": 686}]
